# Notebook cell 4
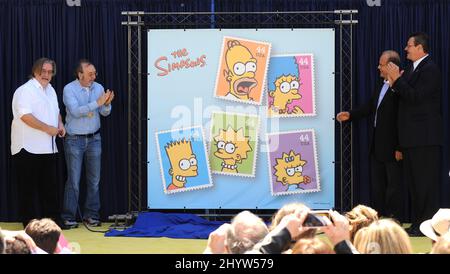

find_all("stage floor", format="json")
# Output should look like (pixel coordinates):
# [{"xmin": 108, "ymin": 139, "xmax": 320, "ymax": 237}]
[{"xmin": 0, "ymin": 222, "xmax": 432, "ymax": 254}]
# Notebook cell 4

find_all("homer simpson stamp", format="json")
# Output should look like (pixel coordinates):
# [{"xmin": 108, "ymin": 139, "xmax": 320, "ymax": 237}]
[{"xmin": 214, "ymin": 36, "xmax": 271, "ymax": 105}]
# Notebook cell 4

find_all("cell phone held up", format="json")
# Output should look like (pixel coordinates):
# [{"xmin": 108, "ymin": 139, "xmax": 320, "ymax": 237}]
[{"xmin": 303, "ymin": 211, "xmax": 329, "ymax": 228}]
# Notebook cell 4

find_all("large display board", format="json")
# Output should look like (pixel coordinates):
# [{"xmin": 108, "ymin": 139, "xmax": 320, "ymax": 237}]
[{"xmin": 147, "ymin": 29, "xmax": 335, "ymax": 209}]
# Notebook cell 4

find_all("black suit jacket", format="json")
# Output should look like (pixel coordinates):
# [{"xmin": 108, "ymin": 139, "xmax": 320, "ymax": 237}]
[
  {"xmin": 349, "ymin": 81, "xmax": 400, "ymax": 162},
  {"xmin": 392, "ymin": 56, "xmax": 443, "ymax": 148}
]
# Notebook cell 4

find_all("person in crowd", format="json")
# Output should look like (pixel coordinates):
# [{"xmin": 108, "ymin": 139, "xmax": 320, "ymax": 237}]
[
  {"xmin": 353, "ymin": 219, "xmax": 412, "ymax": 254},
  {"xmin": 5, "ymin": 237, "xmax": 31, "ymax": 254},
  {"xmin": 345, "ymin": 204, "xmax": 379, "ymax": 242},
  {"xmin": 251, "ymin": 209, "xmax": 311, "ymax": 254},
  {"xmin": 203, "ymin": 223, "xmax": 231, "ymax": 254},
  {"xmin": 291, "ymin": 238, "xmax": 334, "ymax": 254},
  {"xmin": 419, "ymin": 208, "xmax": 450, "ymax": 246},
  {"xmin": 430, "ymin": 231, "xmax": 450, "ymax": 254},
  {"xmin": 25, "ymin": 218, "xmax": 62, "ymax": 254},
  {"xmin": 321, "ymin": 210, "xmax": 359, "ymax": 254},
  {"xmin": 269, "ymin": 202, "xmax": 316, "ymax": 238},
  {"xmin": 204, "ymin": 210, "xmax": 268, "ymax": 254},
  {"xmin": 225, "ymin": 211, "xmax": 269, "ymax": 254},
  {"xmin": 0, "ymin": 230, "xmax": 4, "ymax": 254},
  {"xmin": 0, "ymin": 229, "xmax": 38, "ymax": 254},
  {"xmin": 269, "ymin": 203, "xmax": 316, "ymax": 253}
]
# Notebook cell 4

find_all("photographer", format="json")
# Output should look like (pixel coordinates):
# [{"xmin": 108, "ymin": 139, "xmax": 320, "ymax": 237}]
[{"xmin": 253, "ymin": 209, "xmax": 359, "ymax": 254}]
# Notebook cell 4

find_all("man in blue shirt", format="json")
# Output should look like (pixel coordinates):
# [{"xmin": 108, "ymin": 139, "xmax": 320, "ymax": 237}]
[{"xmin": 61, "ymin": 59, "xmax": 114, "ymax": 228}]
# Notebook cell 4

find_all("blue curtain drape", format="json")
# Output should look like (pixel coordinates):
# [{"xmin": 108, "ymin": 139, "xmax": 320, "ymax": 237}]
[
  {"xmin": 0, "ymin": 0, "xmax": 211, "ymax": 221},
  {"xmin": 1, "ymin": 0, "xmax": 449, "ymax": 221}
]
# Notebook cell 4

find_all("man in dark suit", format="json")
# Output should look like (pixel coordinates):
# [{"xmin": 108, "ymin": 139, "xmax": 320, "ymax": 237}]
[
  {"xmin": 337, "ymin": 50, "xmax": 403, "ymax": 220},
  {"xmin": 386, "ymin": 32, "xmax": 443, "ymax": 236}
]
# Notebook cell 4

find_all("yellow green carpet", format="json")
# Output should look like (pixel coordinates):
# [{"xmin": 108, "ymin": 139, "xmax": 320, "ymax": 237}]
[{"xmin": 0, "ymin": 222, "xmax": 432, "ymax": 254}]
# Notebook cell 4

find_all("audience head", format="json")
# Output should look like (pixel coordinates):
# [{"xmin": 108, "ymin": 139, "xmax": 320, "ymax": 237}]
[
  {"xmin": 25, "ymin": 218, "xmax": 61, "ymax": 254},
  {"xmin": 353, "ymin": 219, "xmax": 412, "ymax": 254},
  {"xmin": 5, "ymin": 237, "xmax": 31, "ymax": 254},
  {"xmin": 0, "ymin": 230, "xmax": 5, "ymax": 254},
  {"xmin": 291, "ymin": 237, "xmax": 334, "ymax": 254},
  {"xmin": 226, "ymin": 211, "xmax": 268, "ymax": 254},
  {"xmin": 270, "ymin": 203, "xmax": 316, "ymax": 240},
  {"xmin": 419, "ymin": 208, "xmax": 450, "ymax": 242},
  {"xmin": 430, "ymin": 231, "xmax": 450, "ymax": 254},
  {"xmin": 345, "ymin": 205, "xmax": 379, "ymax": 242}
]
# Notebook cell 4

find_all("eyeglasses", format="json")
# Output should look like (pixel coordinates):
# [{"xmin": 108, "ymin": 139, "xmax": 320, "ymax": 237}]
[
  {"xmin": 87, "ymin": 72, "xmax": 98, "ymax": 77},
  {"xmin": 41, "ymin": 69, "xmax": 54, "ymax": 75}
]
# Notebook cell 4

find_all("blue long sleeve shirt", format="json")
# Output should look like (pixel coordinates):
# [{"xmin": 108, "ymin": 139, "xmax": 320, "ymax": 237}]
[{"xmin": 63, "ymin": 80, "xmax": 111, "ymax": 135}]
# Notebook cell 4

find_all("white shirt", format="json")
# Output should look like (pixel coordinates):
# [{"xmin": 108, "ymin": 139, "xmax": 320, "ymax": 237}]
[
  {"xmin": 413, "ymin": 54, "xmax": 429, "ymax": 71},
  {"xmin": 11, "ymin": 78, "xmax": 60, "ymax": 155}
]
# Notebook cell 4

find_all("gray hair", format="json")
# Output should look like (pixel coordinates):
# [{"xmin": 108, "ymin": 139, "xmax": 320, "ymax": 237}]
[{"xmin": 226, "ymin": 211, "xmax": 269, "ymax": 254}]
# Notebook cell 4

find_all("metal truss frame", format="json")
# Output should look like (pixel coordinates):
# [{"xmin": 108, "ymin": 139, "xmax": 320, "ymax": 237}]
[{"xmin": 121, "ymin": 10, "xmax": 357, "ymax": 214}]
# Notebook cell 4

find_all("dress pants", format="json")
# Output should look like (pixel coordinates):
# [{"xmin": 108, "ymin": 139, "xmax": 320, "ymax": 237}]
[
  {"xmin": 402, "ymin": 146, "xmax": 440, "ymax": 228},
  {"xmin": 12, "ymin": 149, "xmax": 60, "ymax": 227},
  {"xmin": 370, "ymin": 153, "xmax": 403, "ymax": 220}
]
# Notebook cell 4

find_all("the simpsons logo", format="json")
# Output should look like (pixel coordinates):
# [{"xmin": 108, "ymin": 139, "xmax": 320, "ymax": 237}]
[{"xmin": 155, "ymin": 48, "xmax": 206, "ymax": 77}]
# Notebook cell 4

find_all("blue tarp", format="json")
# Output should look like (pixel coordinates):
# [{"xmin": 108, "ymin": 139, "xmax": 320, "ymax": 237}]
[{"xmin": 105, "ymin": 212, "xmax": 225, "ymax": 239}]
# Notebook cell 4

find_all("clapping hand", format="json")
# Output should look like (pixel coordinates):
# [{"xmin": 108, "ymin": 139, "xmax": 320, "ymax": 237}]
[
  {"xmin": 386, "ymin": 62, "xmax": 401, "ymax": 86},
  {"xmin": 104, "ymin": 89, "xmax": 115, "ymax": 106}
]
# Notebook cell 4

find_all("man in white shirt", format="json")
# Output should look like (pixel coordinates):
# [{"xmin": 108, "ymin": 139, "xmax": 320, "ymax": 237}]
[{"xmin": 11, "ymin": 57, "xmax": 65, "ymax": 228}]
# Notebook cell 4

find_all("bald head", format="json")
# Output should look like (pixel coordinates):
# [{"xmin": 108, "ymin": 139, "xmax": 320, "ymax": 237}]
[
  {"xmin": 381, "ymin": 50, "xmax": 401, "ymax": 66},
  {"xmin": 378, "ymin": 50, "xmax": 400, "ymax": 80}
]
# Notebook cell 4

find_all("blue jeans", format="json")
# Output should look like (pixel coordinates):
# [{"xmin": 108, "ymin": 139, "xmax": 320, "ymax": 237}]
[{"xmin": 62, "ymin": 133, "xmax": 102, "ymax": 221}]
